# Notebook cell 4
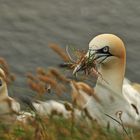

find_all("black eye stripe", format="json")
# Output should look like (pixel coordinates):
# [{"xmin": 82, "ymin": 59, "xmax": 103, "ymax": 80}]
[
  {"xmin": 88, "ymin": 46, "xmax": 113, "ymax": 57},
  {"xmin": 96, "ymin": 46, "xmax": 109, "ymax": 54},
  {"xmin": 103, "ymin": 46, "xmax": 109, "ymax": 52}
]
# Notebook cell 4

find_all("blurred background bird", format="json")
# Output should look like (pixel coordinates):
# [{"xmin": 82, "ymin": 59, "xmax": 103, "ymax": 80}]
[{"xmin": 0, "ymin": 68, "xmax": 20, "ymax": 122}]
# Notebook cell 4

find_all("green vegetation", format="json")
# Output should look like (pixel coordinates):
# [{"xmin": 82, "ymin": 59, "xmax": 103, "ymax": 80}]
[{"xmin": 0, "ymin": 116, "xmax": 139, "ymax": 140}]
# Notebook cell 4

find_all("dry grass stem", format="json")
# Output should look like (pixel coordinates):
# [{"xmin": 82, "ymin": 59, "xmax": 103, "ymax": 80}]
[
  {"xmin": 27, "ymin": 67, "xmax": 69, "ymax": 96},
  {"xmin": 49, "ymin": 44, "xmax": 70, "ymax": 62},
  {"xmin": 36, "ymin": 67, "xmax": 47, "ymax": 76},
  {"xmin": 48, "ymin": 68, "xmax": 70, "ymax": 83}
]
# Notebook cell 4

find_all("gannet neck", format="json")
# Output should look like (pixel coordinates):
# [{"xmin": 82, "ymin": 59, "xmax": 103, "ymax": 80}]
[{"xmin": 96, "ymin": 56, "xmax": 126, "ymax": 93}]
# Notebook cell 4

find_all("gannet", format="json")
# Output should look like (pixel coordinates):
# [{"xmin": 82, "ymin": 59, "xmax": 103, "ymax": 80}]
[
  {"xmin": 0, "ymin": 68, "xmax": 20, "ymax": 121},
  {"xmin": 74, "ymin": 34, "xmax": 140, "ymax": 128}
]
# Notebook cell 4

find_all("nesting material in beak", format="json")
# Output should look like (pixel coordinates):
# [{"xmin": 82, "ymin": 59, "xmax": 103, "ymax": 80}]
[
  {"xmin": 72, "ymin": 49, "xmax": 98, "ymax": 76},
  {"xmin": 51, "ymin": 45, "xmax": 99, "ymax": 78}
]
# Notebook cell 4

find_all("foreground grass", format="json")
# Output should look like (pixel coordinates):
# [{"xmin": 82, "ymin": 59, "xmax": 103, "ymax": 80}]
[{"xmin": 0, "ymin": 116, "xmax": 139, "ymax": 140}]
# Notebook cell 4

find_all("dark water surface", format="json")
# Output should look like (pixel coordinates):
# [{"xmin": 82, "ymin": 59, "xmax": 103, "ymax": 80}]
[{"xmin": 0, "ymin": 0, "xmax": 140, "ymax": 98}]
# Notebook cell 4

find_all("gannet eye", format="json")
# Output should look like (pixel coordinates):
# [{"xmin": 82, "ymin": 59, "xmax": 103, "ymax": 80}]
[
  {"xmin": 102, "ymin": 46, "xmax": 109, "ymax": 53},
  {"xmin": 0, "ymin": 79, "xmax": 2, "ymax": 86}
]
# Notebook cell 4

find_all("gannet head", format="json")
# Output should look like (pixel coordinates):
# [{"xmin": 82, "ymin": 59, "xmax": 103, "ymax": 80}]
[
  {"xmin": 74, "ymin": 34, "xmax": 126, "ymax": 93},
  {"xmin": 73, "ymin": 34, "xmax": 126, "ymax": 74},
  {"xmin": 87, "ymin": 34, "xmax": 126, "ymax": 66}
]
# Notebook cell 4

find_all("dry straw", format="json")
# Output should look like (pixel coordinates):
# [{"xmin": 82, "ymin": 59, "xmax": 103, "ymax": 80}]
[
  {"xmin": 27, "ymin": 67, "xmax": 70, "ymax": 97},
  {"xmin": 50, "ymin": 44, "xmax": 100, "ymax": 79}
]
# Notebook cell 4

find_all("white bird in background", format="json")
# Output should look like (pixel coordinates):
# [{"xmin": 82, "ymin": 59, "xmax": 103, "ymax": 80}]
[
  {"xmin": 74, "ymin": 34, "xmax": 140, "ymax": 128},
  {"xmin": 20, "ymin": 98, "xmax": 82, "ymax": 120},
  {"xmin": 32, "ymin": 100, "xmax": 73, "ymax": 118},
  {"xmin": 0, "ymin": 68, "xmax": 20, "ymax": 121}
]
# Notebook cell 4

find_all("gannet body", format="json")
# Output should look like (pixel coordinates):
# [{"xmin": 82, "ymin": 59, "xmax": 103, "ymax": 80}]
[
  {"xmin": 75, "ymin": 34, "xmax": 140, "ymax": 128},
  {"xmin": 123, "ymin": 78, "xmax": 140, "ymax": 121},
  {"xmin": 123, "ymin": 83, "xmax": 140, "ymax": 121}
]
